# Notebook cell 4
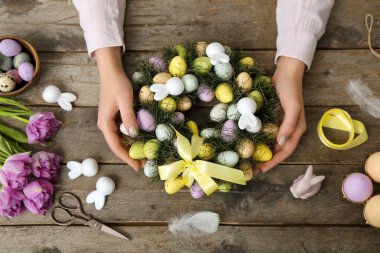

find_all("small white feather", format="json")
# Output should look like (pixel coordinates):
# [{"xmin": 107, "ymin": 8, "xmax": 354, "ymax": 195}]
[
  {"xmin": 168, "ymin": 211, "xmax": 220, "ymax": 235},
  {"xmin": 347, "ymin": 79, "xmax": 380, "ymax": 118}
]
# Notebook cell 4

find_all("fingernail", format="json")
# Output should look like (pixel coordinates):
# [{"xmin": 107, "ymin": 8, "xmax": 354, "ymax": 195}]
[
  {"xmin": 120, "ymin": 124, "xmax": 129, "ymax": 135},
  {"xmin": 278, "ymin": 135, "xmax": 286, "ymax": 146},
  {"xmin": 129, "ymin": 127, "xmax": 138, "ymax": 137}
]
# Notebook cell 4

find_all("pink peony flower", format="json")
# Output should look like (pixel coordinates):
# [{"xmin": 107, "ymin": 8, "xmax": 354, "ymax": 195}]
[
  {"xmin": 31, "ymin": 151, "xmax": 61, "ymax": 180},
  {"xmin": 26, "ymin": 112, "xmax": 61, "ymax": 144},
  {"xmin": 0, "ymin": 152, "xmax": 32, "ymax": 190},
  {"xmin": 0, "ymin": 176, "xmax": 25, "ymax": 217},
  {"xmin": 23, "ymin": 179, "xmax": 53, "ymax": 215}
]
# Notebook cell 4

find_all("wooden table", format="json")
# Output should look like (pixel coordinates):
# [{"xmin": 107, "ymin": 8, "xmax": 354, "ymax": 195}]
[{"xmin": 1, "ymin": 1, "xmax": 380, "ymax": 252}]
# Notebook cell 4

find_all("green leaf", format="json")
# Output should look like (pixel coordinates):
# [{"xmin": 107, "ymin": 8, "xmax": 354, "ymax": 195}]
[
  {"xmin": 0, "ymin": 97, "xmax": 33, "ymax": 114},
  {"xmin": 0, "ymin": 123, "xmax": 28, "ymax": 143},
  {"xmin": 0, "ymin": 135, "xmax": 12, "ymax": 157}
]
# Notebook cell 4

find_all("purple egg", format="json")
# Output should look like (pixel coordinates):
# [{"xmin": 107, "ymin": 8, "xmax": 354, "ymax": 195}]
[
  {"xmin": 343, "ymin": 173, "xmax": 373, "ymax": 203},
  {"xmin": 197, "ymin": 84, "xmax": 214, "ymax": 102},
  {"xmin": 171, "ymin": 112, "xmax": 185, "ymax": 125},
  {"xmin": 137, "ymin": 109, "xmax": 156, "ymax": 133},
  {"xmin": 0, "ymin": 39, "xmax": 22, "ymax": 57},
  {"xmin": 18, "ymin": 62, "xmax": 35, "ymax": 82},
  {"xmin": 149, "ymin": 56, "xmax": 165, "ymax": 71},
  {"xmin": 6, "ymin": 69, "xmax": 22, "ymax": 84},
  {"xmin": 190, "ymin": 182, "xmax": 205, "ymax": 199},
  {"xmin": 221, "ymin": 120, "xmax": 238, "ymax": 143}
]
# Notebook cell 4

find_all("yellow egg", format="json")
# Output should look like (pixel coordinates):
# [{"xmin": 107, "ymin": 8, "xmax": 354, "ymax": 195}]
[
  {"xmin": 239, "ymin": 161, "xmax": 254, "ymax": 181},
  {"xmin": 261, "ymin": 123, "xmax": 279, "ymax": 140},
  {"xmin": 143, "ymin": 139, "xmax": 160, "ymax": 160},
  {"xmin": 248, "ymin": 90, "xmax": 264, "ymax": 110},
  {"xmin": 159, "ymin": 97, "xmax": 177, "ymax": 112},
  {"xmin": 239, "ymin": 57, "xmax": 255, "ymax": 68},
  {"xmin": 252, "ymin": 144, "xmax": 272, "ymax": 162},
  {"xmin": 176, "ymin": 96, "xmax": 192, "ymax": 111},
  {"xmin": 169, "ymin": 56, "xmax": 187, "ymax": 77},
  {"xmin": 139, "ymin": 86, "xmax": 154, "ymax": 104},
  {"xmin": 236, "ymin": 72, "xmax": 253, "ymax": 92},
  {"xmin": 165, "ymin": 178, "xmax": 185, "ymax": 194},
  {"xmin": 196, "ymin": 42, "xmax": 208, "ymax": 57},
  {"xmin": 197, "ymin": 143, "xmax": 215, "ymax": 160},
  {"xmin": 186, "ymin": 121, "xmax": 199, "ymax": 136},
  {"xmin": 192, "ymin": 57, "xmax": 212, "ymax": 74},
  {"xmin": 218, "ymin": 182, "xmax": 232, "ymax": 192},
  {"xmin": 175, "ymin": 44, "xmax": 187, "ymax": 58},
  {"xmin": 215, "ymin": 83, "xmax": 233, "ymax": 103},
  {"xmin": 237, "ymin": 138, "xmax": 255, "ymax": 158},
  {"xmin": 153, "ymin": 72, "xmax": 171, "ymax": 83},
  {"xmin": 255, "ymin": 76, "xmax": 272, "ymax": 86},
  {"xmin": 129, "ymin": 141, "xmax": 145, "ymax": 160}
]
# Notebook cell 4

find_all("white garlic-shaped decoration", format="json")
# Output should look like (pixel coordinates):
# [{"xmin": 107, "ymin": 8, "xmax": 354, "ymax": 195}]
[
  {"xmin": 237, "ymin": 97, "xmax": 262, "ymax": 133},
  {"xmin": 290, "ymin": 165, "xmax": 325, "ymax": 199},
  {"xmin": 42, "ymin": 85, "xmax": 77, "ymax": 111},
  {"xmin": 67, "ymin": 158, "xmax": 98, "ymax": 180},
  {"xmin": 206, "ymin": 42, "xmax": 230, "ymax": 65},
  {"xmin": 86, "ymin": 177, "xmax": 115, "ymax": 210},
  {"xmin": 150, "ymin": 77, "xmax": 184, "ymax": 101}
]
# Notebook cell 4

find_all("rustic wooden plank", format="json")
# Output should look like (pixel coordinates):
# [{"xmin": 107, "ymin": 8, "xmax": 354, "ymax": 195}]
[
  {"xmin": 0, "ymin": 0, "xmax": 379, "ymax": 51},
  {"xmin": 1, "ymin": 164, "xmax": 378, "ymax": 225},
  {"xmin": 0, "ymin": 226, "xmax": 379, "ymax": 253},
  {"xmin": 12, "ymin": 49, "xmax": 380, "ymax": 107}
]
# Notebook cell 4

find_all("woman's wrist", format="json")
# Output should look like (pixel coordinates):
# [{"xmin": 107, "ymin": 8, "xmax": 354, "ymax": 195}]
[{"xmin": 95, "ymin": 47, "xmax": 125, "ymax": 77}]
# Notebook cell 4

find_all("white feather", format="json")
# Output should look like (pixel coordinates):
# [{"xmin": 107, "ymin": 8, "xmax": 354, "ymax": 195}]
[
  {"xmin": 347, "ymin": 79, "xmax": 380, "ymax": 118},
  {"xmin": 168, "ymin": 211, "xmax": 219, "ymax": 235}
]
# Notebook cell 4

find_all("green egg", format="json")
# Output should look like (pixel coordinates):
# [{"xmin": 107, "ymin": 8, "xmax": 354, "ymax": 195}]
[
  {"xmin": 192, "ymin": 57, "xmax": 212, "ymax": 74},
  {"xmin": 129, "ymin": 141, "xmax": 145, "ymax": 160},
  {"xmin": 143, "ymin": 139, "xmax": 160, "ymax": 160}
]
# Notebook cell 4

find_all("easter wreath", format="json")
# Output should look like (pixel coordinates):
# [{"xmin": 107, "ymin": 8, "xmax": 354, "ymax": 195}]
[{"xmin": 125, "ymin": 42, "xmax": 281, "ymax": 198}]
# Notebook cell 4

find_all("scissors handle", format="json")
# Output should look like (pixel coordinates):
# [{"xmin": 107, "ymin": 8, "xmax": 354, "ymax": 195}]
[
  {"xmin": 50, "ymin": 206, "xmax": 93, "ymax": 226},
  {"xmin": 57, "ymin": 192, "xmax": 92, "ymax": 220}
]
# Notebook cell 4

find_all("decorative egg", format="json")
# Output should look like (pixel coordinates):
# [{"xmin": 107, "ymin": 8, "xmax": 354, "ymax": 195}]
[
  {"xmin": 6, "ymin": 69, "xmax": 22, "ymax": 84},
  {"xmin": 171, "ymin": 112, "xmax": 185, "ymax": 125},
  {"xmin": 144, "ymin": 160, "xmax": 159, "ymax": 177},
  {"xmin": 200, "ymin": 128, "xmax": 220, "ymax": 139},
  {"xmin": 137, "ymin": 109, "xmax": 156, "ymax": 133},
  {"xmin": 217, "ymin": 151, "xmax": 239, "ymax": 167},
  {"xmin": 221, "ymin": 120, "xmax": 238, "ymax": 143},
  {"xmin": 190, "ymin": 182, "xmax": 205, "ymax": 199},
  {"xmin": 365, "ymin": 152, "xmax": 380, "ymax": 183},
  {"xmin": 237, "ymin": 138, "xmax": 255, "ymax": 158},
  {"xmin": 153, "ymin": 72, "xmax": 171, "ymax": 83},
  {"xmin": 155, "ymin": 124, "xmax": 175, "ymax": 142},
  {"xmin": 149, "ymin": 56, "xmax": 165, "ymax": 71},
  {"xmin": 172, "ymin": 138, "xmax": 178, "ymax": 149},
  {"xmin": 197, "ymin": 143, "xmax": 215, "ymax": 160},
  {"xmin": 159, "ymin": 97, "xmax": 177, "ymax": 112},
  {"xmin": 176, "ymin": 96, "xmax": 192, "ymax": 111},
  {"xmin": 165, "ymin": 177, "xmax": 185, "ymax": 194},
  {"xmin": 0, "ymin": 54, "xmax": 13, "ymax": 71},
  {"xmin": 252, "ymin": 144, "xmax": 272, "ymax": 162},
  {"xmin": 206, "ymin": 42, "xmax": 225, "ymax": 58},
  {"xmin": 169, "ymin": 56, "xmax": 187, "ymax": 77},
  {"xmin": 210, "ymin": 103, "xmax": 228, "ymax": 122},
  {"xmin": 181, "ymin": 74, "xmax": 199, "ymax": 93},
  {"xmin": 129, "ymin": 141, "xmax": 146, "ymax": 160},
  {"xmin": 248, "ymin": 90, "xmax": 264, "ymax": 110},
  {"xmin": 215, "ymin": 83, "xmax": 233, "ymax": 103},
  {"xmin": 186, "ymin": 121, "xmax": 199, "ymax": 136},
  {"xmin": 261, "ymin": 123, "xmax": 279, "ymax": 140},
  {"xmin": 0, "ymin": 73, "xmax": 16, "ymax": 92},
  {"xmin": 197, "ymin": 84, "xmax": 214, "ymax": 102},
  {"xmin": 81, "ymin": 158, "xmax": 99, "ymax": 177},
  {"xmin": 166, "ymin": 77, "xmax": 185, "ymax": 96},
  {"xmin": 143, "ymin": 139, "xmax": 160, "ymax": 160},
  {"xmin": 42, "ymin": 85, "xmax": 61, "ymax": 103},
  {"xmin": 236, "ymin": 72, "xmax": 253, "ymax": 92},
  {"xmin": 192, "ymin": 57, "xmax": 212, "ymax": 74},
  {"xmin": 18, "ymin": 62, "xmax": 35, "ymax": 81},
  {"xmin": 139, "ymin": 86, "xmax": 154, "ymax": 104},
  {"xmin": 0, "ymin": 39, "xmax": 22, "ymax": 57},
  {"xmin": 255, "ymin": 76, "xmax": 272, "ymax": 86},
  {"xmin": 342, "ymin": 173, "xmax": 373, "ymax": 203},
  {"xmin": 175, "ymin": 44, "xmax": 187, "ymax": 58},
  {"xmin": 132, "ymin": 72, "xmax": 143, "ymax": 83},
  {"xmin": 218, "ymin": 182, "xmax": 232, "ymax": 192},
  {"xmin": 227, "ymin": 103, "xmax": 241, "ymax": 121},
  {"xmin": 239, "ymin": 57, "xmax": 255, "ymax": 68},
  {"xmin": 13, "ymin": 52, "xmax": 32, "ymax": 69},
  {"xmin": 239, "ymin": 161, "xmax": 254, "ymax": 181},
  {"xmin": 363, "ymin": 195, "xmax": 380, "ymax": 228},
  {"xmin": 214, "ymin": 63, "xmax": 234, "ymax": 81},
  {"xmin": 196, "ymin": 42, "xmax": 208, "ymax": 57}
]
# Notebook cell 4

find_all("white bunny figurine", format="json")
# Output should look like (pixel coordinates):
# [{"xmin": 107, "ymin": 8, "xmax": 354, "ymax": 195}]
[
  {"xmin": 237, "ymin": 97, "xmax": 262, "ymax": 133},
  {"xmin": 86, "ymin": 177, "xmax": 115, "ymax": 210},
  {"xmin": 206, "ymin": 42, "xmax": 230, "ymax": 65},
  {"xmin": 150, "ymin": 77, "xmax": 184, "ymax": 101},
  {"xmin": 42, "ymin": 85, "xmax": 77, "ymax": 111},
  {"xmin": 66, "ymin": 158, "xmax": 98, "ymax": 180},
  {"xmin": 290, "ymin": 165, "xmax": 325, "ymax": 199}
]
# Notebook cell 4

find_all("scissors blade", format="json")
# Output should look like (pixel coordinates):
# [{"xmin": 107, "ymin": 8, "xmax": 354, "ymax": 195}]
[{"xmin": 99, "ymin": 224, "xmax": 130, "ymax": 241}]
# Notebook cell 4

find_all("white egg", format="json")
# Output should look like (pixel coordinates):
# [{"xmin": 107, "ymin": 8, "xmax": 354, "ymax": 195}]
[
  {"xmin": 132, "ymin": 72, "xmax": 143, "ymax": 82},
  {"xmin": 166, "ymin": 77, "xmax": 185, "ymax": 96},
  {"xmin": 81, "ymin": 158, "xmax": 98, "ymax": 177},
  {"xmin": 210, "ymin": 103, "xmax": 228, "ymax": 122},
  {"xmin": 214, "ymin": 63, "xmax": 234, "ymax": 81},
  {"xmin": 144, "ymin": 160, "xmax": 158, "ymax": 177},
  {"xmin": 227, "ymin": 103, "xmax": 241, "ymax": 121},
  {"xmin": 96, "ymin": 177, "xmax": 115, "ymax": 196},
  {"xmin": 200, "ymin": 128, "xmax": 220, "ymax": 138},
  {"xmin": 155, "ymin": 124, "xmax": 175, "ymax": 142},
  {"xmin": 237, "ymin": 97, "xmax": 257, "ymax": 114},
  {"xmin": 182, "ymin": 74, "xmax": 199, "ymax": 93},
  {"xmin": 42, "ymin": 85, "xmax": 61, "ymax": 103},
  {"xmin": 216, "ymin": 151, "xmax": 239, "ymax": 167}
]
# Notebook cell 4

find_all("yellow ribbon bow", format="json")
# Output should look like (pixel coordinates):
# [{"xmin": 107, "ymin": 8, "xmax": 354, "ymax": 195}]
[
  {"xmin": 158, "ymin": 129, "xmax": 246, "ymax": 195},
  {"xmin": 317, "ymin": 108, "xmax": 368, "ymax": 150}
]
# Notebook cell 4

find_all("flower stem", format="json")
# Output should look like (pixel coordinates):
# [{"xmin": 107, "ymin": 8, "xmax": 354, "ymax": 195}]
[{"xmin": 10, "ymin": 115, "xmax": 29, "ymax": 123}]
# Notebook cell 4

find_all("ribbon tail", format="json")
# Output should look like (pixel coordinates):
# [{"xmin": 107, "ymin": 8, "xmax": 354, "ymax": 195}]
[
  {"xmin": 194, "ymin": 174, "xmax": 219, "ymax": 196},
  {"xmin": 195, "ymin": 160, "xmax": 246, "ymax": 185},
  {"xmin": 158, "ymin": 160, "xmax": 186, "ymax": 180}
]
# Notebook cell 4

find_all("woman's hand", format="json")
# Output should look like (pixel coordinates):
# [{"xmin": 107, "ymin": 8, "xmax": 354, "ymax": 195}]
[
  {"xmin": 95, "ymin": 47, "xmax": 142, "ymax": 171},
  {"xmin": 259, "ymin": 56, "xmax": 307, "ymax": 173}
]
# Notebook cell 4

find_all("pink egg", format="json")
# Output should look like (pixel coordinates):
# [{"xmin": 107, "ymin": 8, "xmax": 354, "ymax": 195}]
[
  {"xmin": 0, "ymin": 39, "xmax": 22, "ymax": 57},
  {"xmin": 6, "ymin": 69, "xmax": 22, "ymax": 84},
  {"xmin": 190, "ymin": 182, "xmax": 205, "ymax": 199},
  {"xmin": 342, "ymin": 173, "xmax": 373, "ymax": 203},
  {"xmin": 221, "ymin": 120, "xmax": 238, "ymax": 143},
  {"xmin": 137, "ymin": 109, "xmax": 156, "ymax": 133},
  {"xmin": 171, "ymin": 112, "xmax": 185, "ymax": 125},
  {"xmin": 197, "ymin": 84, "xmax": 214, "ymax": 102},
  {"xmin": 18, "ymin": 62, "xmax": 35, "ymax": 82}
]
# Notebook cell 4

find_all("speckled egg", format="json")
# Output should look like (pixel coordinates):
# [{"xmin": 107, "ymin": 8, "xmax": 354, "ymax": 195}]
[
  {"xmin": 248, "ymin": 90, "xmax": 264, "ymax": 110},
  {"xmin": 197, "ymin": 143, "xmax": 215, "ymax": 160},
  {"xmin": 218, "ymin": 182, "xmax": 232, "ymax": 192},
  {"xmin": 149, "ymin": 56, "xmax": 165, "ymax": 71},
  {"xmin": 239, "ymin": 161, "xmax": 254, "ymax": 181},
  {"xmin": 236, "ymin": 72, "xmax": 253, "ymax": 92},
  {"xmin": 237, "ymin": 138, "xmax": 255, "ymax": 158},
  {"xmin": 190, "ymin": 182, "xmax": 205, "ymax": 199},
  {"xmin": 137, "ymin": 109, "xmax": 156, "ymax": 133},
  {"xmin": 200, "ymin": 128, "xmax": 220, "ymax": 139},
  {"xmin": 139, "ymin": 86, "xmax": 154, "ymax": 104},
  {"xmin": 215, "ymin": 83, "xmax": 233, "ymax": 103},
  {"xmin": 252, "ymin": 144, "xmax": 272, "ymax": 162},
  {"xmin": 239, "ymin": 57, "xmax": 255, "ymax": 68},
  {"xmin": 0, "ymin": 39, "xmax": 22, "ymax": 57},
  {"xmin": 196, "ymin": 42, "xmax": 208, "ymax": 57},
  {"xmin": 176, "ymin": 96, "xmax": 192, "ymax": 111},
  {"xmin": 165, "ymin": 178, "xmax": 185, "ymax": 194},
  {"xmin": 143, "ymin": 139, "xmax": 160, "ymax": 160},
  {"xmin": 255, "ymin": 76, "xmax": 272, "ymax": 86},
  {"xmin": 186, "ymin": 121, "xmax": 199, "ymax": 136},
  {"xmin": 171, "ymin": 112, "xmax": 185, "ymax": 125},
  {"xmin": 6, "ymin": 69, "xmax": 22, "ymax": 84},
  {"xmin": 0, "ymin": 73, "xmax": 16, "ymax": 92},
  {"xmin": 169, "ymin": 56, "xmax": 187, "ymax": 77},
  {"xmin": 144, "ymin": 160, "xmax": 159, "ymax": 177},
  {"xmin": 13, "ymin": 52, "xmax": 32, "ymax": 69},
  {"xmin": 227, "ymin": 104, "xmax": 241, "ymax": 121},
  {"xmin": 197, "ymin": 84, "xmax": 214, "ymax": 102},
  {"xmin": 182, "ymin": 74, "xmax": 199, "ymax": 93},
  {"xmin": 0, "ymin": 54, "xmax": 13, "ymax": 71},
  {"xmin": 221, "ymin": 120, "xmax": 238, "ymax": 143},
  {"xmin": 156, "ymin": 124, "xmax": 175, "ymax": 142},
  {"xmin": 214, "ymin": 63, "xmax": 234, "ymax": 81},
  {"xmin": 132, "ymin": 72, "xmax": 143, "ymax": 83},
  {"xmin": 129, "ymin": 141, "xmax": 146, "ymax": 160},
  {"xmin": 18, "ymin": 62, "xmax": 35, "ymax": 81},
  {"xmin": 261, "ymin": 123, "xmax": 279, "ymax": 140},
  {"xmin": 217, "ymin": 151, "xmax": 239, "ymax": 167},
  {"xmin": 210, "ymin": 103, "xmax": 228, "ymax": 122},
  {"xmin": 192, "ymin": 57, "xmax": 212, "ymax": 74},
  {"xmin": 153, "ymin": 72, "xmax": 171, "ymax": 84},
  {"xmin": 159, "ymin": 97, "xmax": 177, "ymax": 112}
]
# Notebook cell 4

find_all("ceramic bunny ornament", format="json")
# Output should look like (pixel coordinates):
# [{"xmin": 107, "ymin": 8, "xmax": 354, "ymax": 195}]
[
  {"xmin": 290, "ymin": 165, "xmax": 325, "ymax": 199},
  {"xmin": 237, "ymin": 97, "xmax": 262, "ymax": 133},
  {"xmin": 42, "ymin": 85, "xmax": 77, "ymax": 111},
  {"xmin": 206, "ymin": 42, "xmax": 230, "ymax": 65},
  {"xmin": 67, "ymin": 158, "xmax": 98, "ymax": 180},
  {"xmin": 86, "ymin": 177, "xmax": 115, "ymax": 210},
  {"xmin": 150, "ymin": 77, "xmax": 184, "ymax": 101}
]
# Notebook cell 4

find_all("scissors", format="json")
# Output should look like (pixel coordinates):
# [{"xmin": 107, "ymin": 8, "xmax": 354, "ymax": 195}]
[{"xmin": 50, "ymin": 192, "xmax": 129, "ymax": 241}]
